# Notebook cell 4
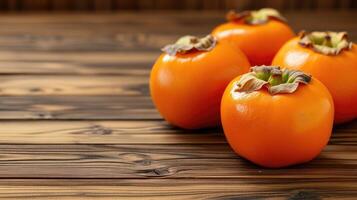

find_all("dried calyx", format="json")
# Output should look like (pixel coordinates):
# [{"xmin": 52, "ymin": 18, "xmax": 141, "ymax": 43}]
[
  {"xmin": 234, "ymin": 66, "xmax": 311, "ymax": 95},
  {"xmin": 226, "ymin": 8, "xmax": 287, "ymax": 25},
  {"xmin": 299, "ymin": 31, "xmax": 353, "ymax": 55},
  {"xmin": 161, "ymin": 35, "xmax": 216, "ymax": 56}
]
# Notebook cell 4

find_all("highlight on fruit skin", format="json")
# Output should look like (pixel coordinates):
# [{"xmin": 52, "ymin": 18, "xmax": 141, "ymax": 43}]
[
  {"xmin": 272, "ymin": 31, "xmax": 357, "ymax": 124},
  {"xmin": 212, "ymin": 8, "xmax": 295, "ymax": 66},
  {"xmin": 150, "ymin": 34, "xmax": 250, "ymax": 129},
  {"xmin": 221, "ymin": 65, "xmax": 334, "ymax": 168}
]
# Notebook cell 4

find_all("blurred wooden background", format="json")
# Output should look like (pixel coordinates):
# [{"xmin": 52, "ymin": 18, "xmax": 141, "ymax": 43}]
[{"xmin": 0, "ymin": 0, "xmax": 355, "ymax": 11}]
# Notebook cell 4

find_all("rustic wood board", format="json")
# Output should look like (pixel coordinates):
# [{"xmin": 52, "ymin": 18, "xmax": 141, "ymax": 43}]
[
  {"xmin": 0, "ymin": 0, "xmax": 356, "ymax": 11},
  {"xmin": 0, "ymin": 11, "xmax": 355, "ymax": 199}
]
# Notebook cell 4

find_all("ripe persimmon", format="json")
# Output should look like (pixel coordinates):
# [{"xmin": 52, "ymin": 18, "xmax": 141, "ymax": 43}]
[
  {"xmin": 273, "ymin": 31, "xmax": 357, "ymax": 123},
  {"xmin": 221, "ymin": 66, "xmax": 334, "ymax": 168},
  {"xmin": 150, "ymin": 35, "xmax": 250, "ymax": 129},
  {"xmin": 212, "ymin": 8, "xmax": 295, "ymax": 66}
]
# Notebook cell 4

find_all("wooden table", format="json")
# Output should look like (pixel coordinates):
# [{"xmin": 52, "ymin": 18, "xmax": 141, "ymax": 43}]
[{"xmin": 0, "ymin": 11, "xmax": 355, "ymax": 199}]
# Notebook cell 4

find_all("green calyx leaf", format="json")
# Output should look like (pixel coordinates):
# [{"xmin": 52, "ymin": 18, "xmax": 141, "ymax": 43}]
[
  {"xmin": 234, "ymin": 66, "xmax": 311, "ymax": 95},
  {"xmin": 226, "ymin": 8, "xmax": 287, "ymax": 25},
  {"xmin": 299, "ymin": 31, "xmax": 353, "ymax": 55},
  {"xmin": 161, "ymin": 35, "xmax": 217, "ymax": 56}
]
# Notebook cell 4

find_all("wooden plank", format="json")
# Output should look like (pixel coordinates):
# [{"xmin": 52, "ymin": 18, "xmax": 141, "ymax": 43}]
[
  {"xmin": 0, "ymin": 75, "xmax": 148, "ymax": 96},
  {"xmin": 0, "ymin": 32, "xmax": 180, "ymax": 51},
  {"xmin": 183, "ymin": 0, "xmax": 202, "ymax": 10},
  {"xmin": 137, "ymin": 0, "xmax": 155, "ymax": 10},
  {"xmin": 0, "ymin": 13, "xmax": 354, "ymax": 52},
  {"xmin": 0, "ymin": 120, "xmax": 225, "ymax": 144},
  {"xmin": 21, "ymin": 0, "xmax": 49, "ymax": 11},
  {"xmin": 0, "ymin": 0, "xmax": 353, "ymax": 11},
  {"xmin": 73, "ymin": 0, "xmax": 92, "ymax": 11},
  {"xmin": 3, "ymin": 0, "xmax": 18, "ymax": 11},
  {"xmin": 317, "ymin": 0, "xmax": 336, "ymax": 9},
  {"xmin": 0, "ymin": 12, "xmax": 353, "ymax": 25},
  {"xmin": 335, "ymin": 121, "xmax": 357, "ymax": 133},
  {"xmin": 0, "ymin": 13, "xmax": 354, "ymax": 44},
  {"xmin": 0, "ymin": 144, "xmax": 353, "ymax": 178},
  {"xmin": 0, "ymin": 179, "xmax": 356, "ymax": 199},
  {"xmin": 0, "ymin": 51, "xmax": 158, "ymax": 65},
  {"xmin": 267, "ymin": 0, "xmax": 285, "ymax": 10},
  {"xmin": 154, "ymin": 0, "xmax": 177, "ymax": 9},
  {"xmin": 0, "ymin": 1, "xmax": 5, "ymax": 11},
  {"xmin": 0, "ymin": 95, "xmax": 159, "ymax": 120},
  {"xmin": 114, "ymin": 0, "xmax": 137, "ymax": 10},
  {"xmin": 202, "ymin": 0, "xmax": 222, "ymax": 10},
  {"xmin": 0, "ymin": 33, "xmax": 197, "ymax": 52},
  {"xmin": 0, "ymin": 52, "xmax": 157, "ymax": 75},
  {"xmin": 336, "ymin": 0, "xmax": 352, "ymax": 9},
  {"xmin": 93, "ymin": 0, "xmax": 112, "ymax": 11},
  {"xmin": 0, "ymin": 120, "xmax": 353, "ymax": 145},
  {"xmin": 51, "ymin": 0, "xmax": 72, "ymax": 10},
  {"xmin": 0, "ymin": 12, "xmax": 354, "ymax": 33},
  {"xmin": 0, "ymin": 61, "xmax": 151, "ymax": 75}
]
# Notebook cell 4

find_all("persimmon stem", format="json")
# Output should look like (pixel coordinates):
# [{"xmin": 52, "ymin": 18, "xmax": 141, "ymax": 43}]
[
  {"xmin": 226, "ymin": 8, "xmax": 287, "ymax": 25},
  {"xmin": 299, "ymin": 31, "xmax": 352, "ymax": 55},
  {"xmin": 234, "ymin": 66, "xmax": 311, "ymax": 95},
  {"xmin": 267, "ymin": 68, "xmax": 283, "ymax": 86},
  {"xmin": 161, "ymin": 35, "xmax": 216, "ymax": 56}
]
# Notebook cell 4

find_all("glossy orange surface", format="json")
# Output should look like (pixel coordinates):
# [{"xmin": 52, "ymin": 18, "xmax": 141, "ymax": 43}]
[
  {"xmin": 273, "ymin": 38, "xmax": 357, "ymax": 123},
  {"xmin": 221, "ymin": 76, "xmax": 334, "ymax": 168},
  {"xmin": 212, "ymin": 19, "xmax": 295, "ymax": 66},
  {"xmin": 150, "ymin": 42, "xmax": 250, "ymax": 129}
]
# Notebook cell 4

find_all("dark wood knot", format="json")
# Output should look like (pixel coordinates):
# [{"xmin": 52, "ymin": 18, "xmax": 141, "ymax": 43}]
[
  {"xmin": 90, "ymin": 125, "xmax": 112, "ymax": 135},
  {"xmin": 35, "ymin": 112, "xmax": 53, "ymax": 119},
  {"xmin": 289, "ymin": 190, "xmax": 321, "ymax": 200},
  {"xmin": 118, "ymin": 153, "xmax": 152, "ymax": 166},
  {"xmin": 138, "ymin": 167, "xmax": 176, "ymax": 177},
  {"xmin": 29, "ymin": 87, "xmax": 42, "ymax": 92}
]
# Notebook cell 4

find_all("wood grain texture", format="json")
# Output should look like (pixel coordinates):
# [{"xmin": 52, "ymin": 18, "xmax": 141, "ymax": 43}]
[
  {"xmin": 0, "ymin": 12, "xmax": 354, "ymax": 199},
  {"xmin": 0, "ymin": 120, "xmax": 225, "ymax": 144},
  {"xmin": 0, "ymin": 144, "xmax": 354, "ymax": 178},
  {"xmin": 93, "ymin": 0, "xmax": 112, "ymax": 11},
  {"xmin": 0, "ymin": 95, "xmax": 159, "ymax": 120},
  {"xmin": 0, "ymin": 61, "xmax": 151, "ymax": 75},
  {"xmin": 0, "ymin": 12, "xmax": 355, "ymax": 52},
  {"xmin": 0, "ymin": 120, "xmax": 353, "ymax": 144},
  {"xmin": 0, "ymin": 75, "xmax": 148, "ymax": 95},
  {"xmin": 0, "ymin": 179, "xmax": 356, "ymax": 199},
  {"xmin": 0, "ymin": 0, "xmax": 355, "ymax": 11}
]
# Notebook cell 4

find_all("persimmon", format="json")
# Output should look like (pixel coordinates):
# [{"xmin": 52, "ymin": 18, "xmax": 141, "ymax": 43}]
[
  {"xmin": 221, "ymin": 66, "xmax": 334, "ymax": 168},
  {"xmin": 150, "ymin": 35, "xmax": 250, "ymax": 129},
  {"xmin": 272, "ymin": 31, "xmax": 357, "ymax": 123},
  {"xmin": 212, "ymin": 8, "xmax": 295, "ymax": 66}
]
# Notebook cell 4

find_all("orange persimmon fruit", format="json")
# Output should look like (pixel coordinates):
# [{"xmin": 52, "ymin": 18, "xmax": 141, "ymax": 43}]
[
  {"xmin": 272, "ymin": 31, "xmax": 357, "ymax": 123},
  {"xmin": 212, "ymin": 8, "xmax": 295, "ymax": 66},
  {"xmin": 221, "ymin": 66, "xmax": 334, "ymax": 168},
  {"xmin": 150, "ymin": 35, "xmax": 250, "ymax": 129}
]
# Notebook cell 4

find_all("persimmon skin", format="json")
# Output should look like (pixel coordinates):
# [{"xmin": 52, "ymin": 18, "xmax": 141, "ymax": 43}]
[
  {"xmin": 221, "ymin": 77, "xmax": 334, "ymax": 168},
  {"xmin": 272, "ymin": 38, "xmax": 357, "ymax": 123},
  {"xmin": 212, "ymin": 20, "xmax": 295, "ymax": 66},
  {"xmin": 150, "ymin": 42, "xmax": 250, "ymax": 129}
]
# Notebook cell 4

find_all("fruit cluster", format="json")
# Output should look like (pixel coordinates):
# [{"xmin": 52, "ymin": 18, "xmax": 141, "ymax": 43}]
[{"xmin": 150, "ymin": 8, "xmax": 357, "ymax": 168}]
